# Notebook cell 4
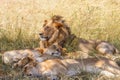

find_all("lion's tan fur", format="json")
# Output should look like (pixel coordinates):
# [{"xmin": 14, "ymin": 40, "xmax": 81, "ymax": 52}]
[
  {"xmin": 23, "ymin": 57, "xmax": 120, "ymax": 79},
  {"xmin": 2, "ymin": 44, "xmax": 63, "ymax": 66},
  {"xmin": 79, "ymin": 39, "xmax": 119, "ymax": 56},
  {"xmin": 2, "ymin": 48, "xmax": 42, "ymax": 65},
  {"xmin": 39, "ymin": 15, "xmax": 71, "ymax": 49},
  {"xmin": 39, "ymin": 15, "xmax": 119, "ymax": 56}
]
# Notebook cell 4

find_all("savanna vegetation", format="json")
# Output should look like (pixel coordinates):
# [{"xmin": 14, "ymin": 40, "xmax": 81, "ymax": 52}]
[{"xmin": 0, "ymin": 0, "xmax": 120, "ymax": 80}]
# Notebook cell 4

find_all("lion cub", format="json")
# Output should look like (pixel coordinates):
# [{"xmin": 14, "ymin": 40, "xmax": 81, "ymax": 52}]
[{"xmin": 23, "ymin": 57, "xmax": 120, "ymax": 80}]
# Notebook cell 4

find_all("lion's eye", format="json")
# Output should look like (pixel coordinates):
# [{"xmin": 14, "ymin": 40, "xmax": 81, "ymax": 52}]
[
  {"xmin": 45, "ymin": 26, "xmax": 49, "ymax": 29},
  {"xmin": 52, "ymin": 53, "xmax": 54, "ymax": 55},
  {"xmin": 56, "ymin": 49, "xmax": 60, "ymax": 51}
]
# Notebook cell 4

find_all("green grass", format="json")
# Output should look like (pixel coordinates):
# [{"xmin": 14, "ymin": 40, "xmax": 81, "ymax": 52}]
[{"xmin": 0, "ymin": 0, "xmax": 120, "ymax": 79}]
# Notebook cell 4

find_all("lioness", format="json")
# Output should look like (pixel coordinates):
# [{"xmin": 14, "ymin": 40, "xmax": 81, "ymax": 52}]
[
  {"xmin": 39, "ymin": 15, "xmax": 71, "ymax": 49},
  {"xmin": 79, "ymin": 38, "xmax": 119, "ymax": 56},
  {"xmin": 23, "ymin": 57, "xmax": 120, "ymax": 80},
  {"xmin": 43, "ymin": 44, "xmax": 65, "ymax": 56},
  {"xmin": 2, "ymin": 48, "xmax": 42, "ymax": 65},
  {"xmin": 13, "ymin": 54, "xmax": 62, "ymax": 68},
  {"xmin": 2, "ymin": 44, "xmax": 63, "ymax": 65},
  {"xmin": 13, "ymin": 44, "xmax": 66, "ymax": 68}
]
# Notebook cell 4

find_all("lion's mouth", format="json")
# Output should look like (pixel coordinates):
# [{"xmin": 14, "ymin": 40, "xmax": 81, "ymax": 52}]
[
  {"xmin": 51, "ymin": 52, "xmax": 61, "ymax": 56},
  {"xmin": 39, "ymin": 36, "xmax": 49, "ymax": 41},
  {"xmin": 44, "ymin": 50, "xmax": 61, "ymax": 56}
]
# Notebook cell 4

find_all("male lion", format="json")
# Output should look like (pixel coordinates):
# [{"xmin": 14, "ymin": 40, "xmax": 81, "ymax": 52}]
[
  {"xmin": 23, "ymin": 57, "xmax": 120, "ymax": 80},
  {"xmin": 39, "ymin": 15, "xmax": 119, "ymax": 57},
  {"xmin": 39, "ymin": 15, "xmax": 71, "ymax": 49}
]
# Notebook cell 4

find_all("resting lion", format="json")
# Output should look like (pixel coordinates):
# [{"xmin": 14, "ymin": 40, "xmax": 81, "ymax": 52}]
[
  {"xmin": 39, "ymin": 15, "xmax": 71, "ymax": 49},
  {"xmin": 78, "ymin": 38, "xmax": 120, "ymax": 57},
  {"xmin": 39, "ymin": 15, "xmax": 119, "ymax": 57},
  {"xmin": 2, "ymin": 44, "xmax": 63, "ymax": 65},
  {"xmin": 2, "ymin": 48, "xmax": 42, "ymax": 65},
  {"xmin": 23, "ymin": 57, "xmax": 120, "ymax": 80}
]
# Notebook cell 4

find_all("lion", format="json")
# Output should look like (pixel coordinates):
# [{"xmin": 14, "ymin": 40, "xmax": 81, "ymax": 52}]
[
  {"xmin": 39, "ymin": 15, "xmax": 119, "ymax": 57},
  {"xmin": 12, "ymin": 44, "xmax": 66, "ymax": 68},
  {"xmin": 39, "ymin": 15, "xmax": 71, "ymax": 49},
  {"xmin": 2, "ymin": 48, "xmax": 42, "ymax": 65},
  {"xmin": 2, "ymin": 44, "xmax": 63, "ymax": 65},
  {"xmin": 79, "ymin": 38, "xmax": 120, "ymax": 57},
  {"xmin": 43, "ymin": 43, "xmax": 66, "ymax": 56},
  {"xmin": 13, "ymin": 54, "xmax": 62, "ymax": 68},
  {"xmin": 23, "ymin": 57, "xmax": 120, "ymax": 80}
]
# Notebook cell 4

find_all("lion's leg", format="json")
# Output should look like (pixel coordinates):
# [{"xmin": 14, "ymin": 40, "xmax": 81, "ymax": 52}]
[
  {"xmin": 39, "ymin": 41, "xmax": 48, "ymax": 48},
  {"xmin": 38, "ymin": 41, "xmax": 49, "ymax": 54},
  {"xmin": 100, "ymin": 70, "xmax": 115, "ymax": 77}
]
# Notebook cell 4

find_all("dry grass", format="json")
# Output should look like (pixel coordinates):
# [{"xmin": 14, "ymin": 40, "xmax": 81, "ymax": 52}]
[{"xmin": 0, "ymin": 0, "xmax": 120, "ymax": 80}]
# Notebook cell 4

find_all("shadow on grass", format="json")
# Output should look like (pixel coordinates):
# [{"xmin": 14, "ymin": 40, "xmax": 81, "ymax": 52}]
[{"xmin": 0, "ymin": 32, "xmax": 40, "ymax": 51}]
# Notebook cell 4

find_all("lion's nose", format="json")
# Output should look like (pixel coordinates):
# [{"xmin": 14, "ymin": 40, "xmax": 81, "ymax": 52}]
[
  {"xmin": 52, "ymin": 52, "xmax": 54, "ymax": 55},
  {"xmin": 39, "ymin": 33, "xmax": 43, "ymax": 35},
  {"xmin": 27, "ymin": 73, "xmax": 32, "ymax": 76}
]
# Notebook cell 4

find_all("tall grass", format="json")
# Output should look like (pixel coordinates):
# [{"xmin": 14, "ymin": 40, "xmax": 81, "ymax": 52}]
[
  {"xmin": 0, "ymin": 0, "xmax": 120, "ymax": 51},
  {"xmin": 0, "ymin": 0, "xmax": 120, "ymax": 79}
]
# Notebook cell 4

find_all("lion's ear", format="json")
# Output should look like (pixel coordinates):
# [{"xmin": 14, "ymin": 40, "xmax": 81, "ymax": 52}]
[
  {"xmin": 27, "ymin": 57, "xmax": 37, "ymax": 66},
  {"xmin": 62, "ymin": 20, "xmax": 65, "ymax": 23},
  {"xmin": 43, "ymin": 20, "xmax": 48, "ymax": 27},
  {"xmin": 52, "ymin": 15, "xmax": 63, "ymax": 21},
  {"xmin": 32, "ymin": 61, "xmax": 37, "ymax": 66},
  {"xmin": 44, "ymin": 20, "xmax": 47, "ymax": 23},
  {"xmin": 35, "ymin": 48, "xmax": 44, "ymax": 54},
  {"xmin": 53, "ymin": 22, "xmax": 63, "ymax": 29},
  {"xmin": 51, "ymin": 44, "xmax": 57, "ymax": 49},
  {"xmin": 27, "ymin": 57, "xmax": 34, "ymax": 62}
]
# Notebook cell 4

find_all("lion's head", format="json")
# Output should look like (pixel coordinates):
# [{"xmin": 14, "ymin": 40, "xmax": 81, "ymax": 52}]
[
  {"xmin": 43, "ymin": 44, "xmax": 64, "ymax": 56},
  {"xmin": 39, "ymin": 19, "xmax": 62, "ymax": 41},
  {"xmin": 22, "ymin": 59, "xmax": 40, "ymax": 77},
  {"xmin": 39, "ymin": 15, "xmax": 71, "ymax": 47}
]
